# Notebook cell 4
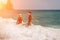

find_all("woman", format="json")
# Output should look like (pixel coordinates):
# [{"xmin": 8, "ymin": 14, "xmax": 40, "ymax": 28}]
[
  {"xmin": 16, "ymin": 14, "xmax": 23, "ymax": 24},
  {"xmin": 27, "ymin": 11, "xmax": 32, "ymax": 26}
]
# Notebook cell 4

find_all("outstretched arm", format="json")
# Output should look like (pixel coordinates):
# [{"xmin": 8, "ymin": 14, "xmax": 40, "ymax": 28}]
[{"xmin": 32, "ymin": 16, "xmax": 39, "ymax": 23}]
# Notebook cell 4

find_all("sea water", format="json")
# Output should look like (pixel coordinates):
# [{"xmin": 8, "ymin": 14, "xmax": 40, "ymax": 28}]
[
  {"xmin": 31, "ymin": 10, "xmax": 60, "ymax": 28},
  {"xmin": 0, "ymin": 17, "xmax": 60, "ymax": 40}
]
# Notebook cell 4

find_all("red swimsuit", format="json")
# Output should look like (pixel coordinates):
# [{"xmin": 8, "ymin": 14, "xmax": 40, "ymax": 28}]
[
  {"xmin": 17, "ymin": 16, "xmax": 23, "ymax": 24},
  {"xmin": 28, "ymin": 15, "xmax": 32, "ymax": 25}
]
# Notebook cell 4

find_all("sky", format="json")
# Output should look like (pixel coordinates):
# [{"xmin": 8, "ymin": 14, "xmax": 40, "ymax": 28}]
[{"xmin": 11, "ymin": 0, "xmax": 60, "ymax": 10}]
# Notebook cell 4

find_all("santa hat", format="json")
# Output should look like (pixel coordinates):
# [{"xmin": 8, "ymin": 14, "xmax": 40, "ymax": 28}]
[
  {"xmin": 18, "ymin": 14, "xmax": 22, "ymax": 16},
  {"xmin": 28, "ymin": 11, "xmax": 32, "ymax": 14}
]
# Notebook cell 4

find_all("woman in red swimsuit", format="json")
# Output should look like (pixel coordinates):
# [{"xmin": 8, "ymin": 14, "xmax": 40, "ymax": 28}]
[
  {"xmin": 17, "ymin": 14, "xmax": 23, "ymax": 24},
  {"xmin": 27, "ymin": 11, "xmax": 32, "ymax": 26}
]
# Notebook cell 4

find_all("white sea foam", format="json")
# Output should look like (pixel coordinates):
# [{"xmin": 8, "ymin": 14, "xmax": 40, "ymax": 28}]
[{"xmin": 0, "ymin": 17, "xmax": 60, "ymax": 40}]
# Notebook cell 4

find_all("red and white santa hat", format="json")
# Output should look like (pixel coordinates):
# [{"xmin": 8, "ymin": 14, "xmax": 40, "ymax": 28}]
[{"xmin": 28, "ymin": 11, "xmax": 32, "ymax": 14}]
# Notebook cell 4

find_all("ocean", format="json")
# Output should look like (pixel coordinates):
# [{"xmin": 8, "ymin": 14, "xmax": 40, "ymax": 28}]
[
  {"xmin": 1, "ymin": 10, "xmax": 59, "ymax": 28},
  {"xmin": 0, "ymin": 10, "xmax": 60, "ymax": 40},
  {"xmin": 30, "ymin": 10, "xmax": 60, "ymax": 28}
]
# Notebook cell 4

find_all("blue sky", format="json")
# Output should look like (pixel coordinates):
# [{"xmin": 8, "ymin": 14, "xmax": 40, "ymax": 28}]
[{"xmin": 12, "ymin": 0, "xmax": 60, "ymax": 10}]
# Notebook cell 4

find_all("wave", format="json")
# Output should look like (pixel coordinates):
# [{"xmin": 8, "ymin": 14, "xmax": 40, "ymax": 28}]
[{"xmin": 0, "ymin": 17, "xmax": 60, "ymax": 40}]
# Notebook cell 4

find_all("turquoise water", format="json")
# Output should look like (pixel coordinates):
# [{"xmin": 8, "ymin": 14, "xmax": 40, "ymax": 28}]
[{"xmin": 31, "ymin": 10, "xmax": 60, "ymax": 28}]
